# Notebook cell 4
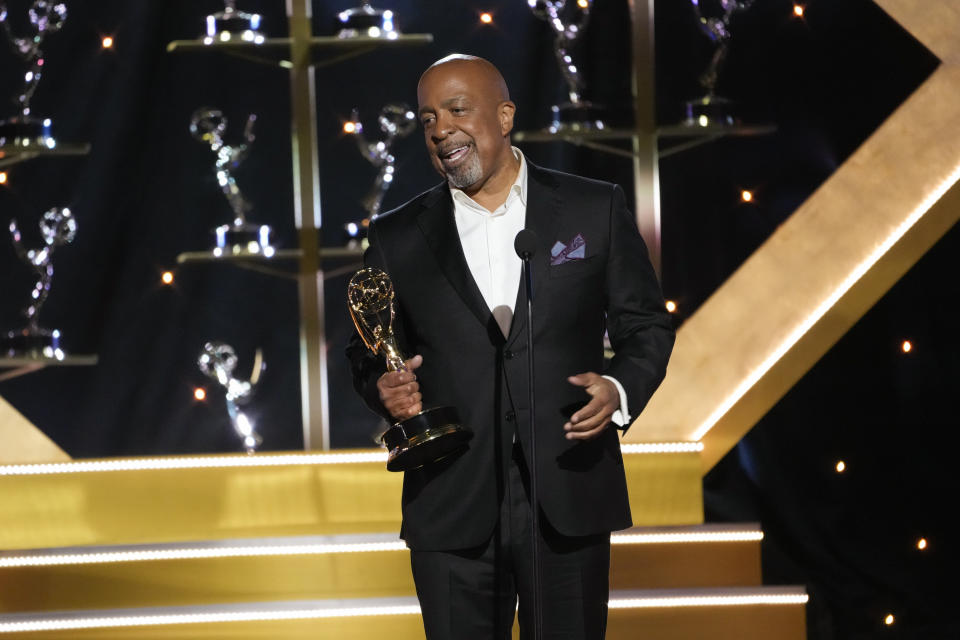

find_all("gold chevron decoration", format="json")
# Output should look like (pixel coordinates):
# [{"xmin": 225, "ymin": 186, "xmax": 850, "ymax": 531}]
[
  {"xmin": 625, "ymin": 0, "xmax": 960, "ymax": 473},
  {"xmin": 0, "ymin": 395, "xmax": 69, "ymax": 464}
]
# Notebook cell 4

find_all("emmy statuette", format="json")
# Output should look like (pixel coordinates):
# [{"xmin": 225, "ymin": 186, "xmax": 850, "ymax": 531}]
[
  {"xmin": 190, "ymin": 107, "xmax": 275, "ymax": 258},
  {"xmin": 0, "ymin": 0, "xmax": 67, "ymax": 150},
  {"xmin": 348, "ymin": 267, "xmax": 472, "ymax": 472},
  {"xmin": 684, "ymin": 0, "xmax": 755, "ymax": 127}
]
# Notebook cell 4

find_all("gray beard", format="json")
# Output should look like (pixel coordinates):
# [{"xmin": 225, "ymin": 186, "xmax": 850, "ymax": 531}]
[{"xmin": 445, "ymin": 152, "xmax": 483, "ymax": 190}]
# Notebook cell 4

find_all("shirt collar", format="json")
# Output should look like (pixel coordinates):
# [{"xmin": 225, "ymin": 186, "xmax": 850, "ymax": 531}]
[{"xmin": 450, "ymin": 147, "xmax": 528, "ymax": 214}]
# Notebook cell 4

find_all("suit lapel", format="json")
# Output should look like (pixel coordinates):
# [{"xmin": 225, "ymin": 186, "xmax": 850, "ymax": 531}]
[
  {"xmin": 416, "ymin": 184, "xmax": 494, "ymax": 332},
  {"xmin": 507, "ymin": 162, "xmax": 561, "ymax": 346}
]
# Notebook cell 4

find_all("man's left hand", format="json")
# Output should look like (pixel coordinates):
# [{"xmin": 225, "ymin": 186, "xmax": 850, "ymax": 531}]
[{"xmin": 564, "ymin": 372, "xmax": 618, "ymax": 440}]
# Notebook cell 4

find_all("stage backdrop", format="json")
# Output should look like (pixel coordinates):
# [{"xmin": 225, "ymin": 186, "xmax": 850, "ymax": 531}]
[{"xmin": 0, "ymin": 1, "xmax": 955, "ymax": 638}]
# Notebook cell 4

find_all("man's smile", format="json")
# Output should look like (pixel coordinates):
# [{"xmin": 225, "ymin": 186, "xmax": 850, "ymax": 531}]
[{"xmin": 438, "ymin": 142, "xmax": 473, "ymax": 167}]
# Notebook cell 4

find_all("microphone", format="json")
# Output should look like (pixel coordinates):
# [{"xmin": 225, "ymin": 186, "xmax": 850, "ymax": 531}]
[
  {"xmin": 513, "ymin": 228, "xmax": 543, "ymax": 640},
  {"xmin": 514, "ymin": 228, "xmax": 539, "ymax": 261}
]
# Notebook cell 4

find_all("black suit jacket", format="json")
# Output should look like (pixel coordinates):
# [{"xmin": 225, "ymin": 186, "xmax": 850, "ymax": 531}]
[{"xmin": 347, "ymin": 161, "xmax": 674, "ymax": 551}]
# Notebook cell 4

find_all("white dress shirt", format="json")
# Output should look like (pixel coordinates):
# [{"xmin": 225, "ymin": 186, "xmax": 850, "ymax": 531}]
[{"xmin": 449, "ymin": 148, "xmax": 631, "ymax": 427}]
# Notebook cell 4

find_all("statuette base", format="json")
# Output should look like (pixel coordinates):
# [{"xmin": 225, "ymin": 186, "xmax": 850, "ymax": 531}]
[
  {"xmin": 1, "ymin": 328, "xmax": 64, "ymax": 360},
  {"xmin": 549, "ymin": 101, "xmax": 608, "ymax": 134},
  {"xmin": 684, "ymin": 95, "xmax": 737, "ymax": 128},
  {"xmin": 213, "ymin": 223, "xmax": 276, "ymax": 258},
  {"xmin": 337, "ymin": 4, "xmax": 399, "ymax": 40},
  {"xmin": 0, "ymin": 117, "xmax": 56, "ymax": 150},
  {"xmin": 381, "ymin": 406, "xmax": 472, "ymax": 472},
  {"xmin": 203, "ymin": 9, "xmax": 264, "ymax": 44}
]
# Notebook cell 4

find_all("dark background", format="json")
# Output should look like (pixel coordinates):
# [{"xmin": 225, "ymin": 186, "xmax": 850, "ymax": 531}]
[{"xmin": 0, "ymin": 1, "xmax": 955, "ymax": 638}]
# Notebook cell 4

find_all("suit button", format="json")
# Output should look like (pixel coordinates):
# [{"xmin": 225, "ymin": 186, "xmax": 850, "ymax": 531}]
[
  {"xmin": 504, "ymin": 350, "xmax": 514, "ymax": 360},
  {"xmin": 505, "ymin": 410, "xmax": 516, "ymax": 422}
]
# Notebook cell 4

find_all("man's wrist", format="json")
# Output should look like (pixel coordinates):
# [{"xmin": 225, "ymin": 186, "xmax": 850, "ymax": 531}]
[{"xmin": 601, "ymin": 375, "xmax": 630, "ymax": 428}]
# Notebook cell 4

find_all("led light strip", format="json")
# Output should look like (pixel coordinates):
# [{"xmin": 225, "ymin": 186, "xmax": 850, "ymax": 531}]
[
  {"xmin": 0, "ymin": 443, "xmax": 701, "ymax": 476},
  {"xmin": 612, "ymin": 530, "xmax": 763, "ymax": 544},
  {"xmin": 608, "ymin": 593, "xmax": 809, "ymax": 608},
  {"xmin": 0, "ymin": 541, "xmax": 409, "ymax": 568},
  {"xmin": 0, "ymin": 605, "xmax": 423, "ymax": 633},
  {"xmin": 620, "ymin": 442, "xmax": 702, "ymax": 454},
  {"xmin": 0, "ymin": 452, "xmax": 388, "ymax": 476},
  {"xmin": 0, "ymin": 591, "xmax": 808, "ymax": 632},
  {"xmin": 0, "ymin": 527, "xmax": 761, "ymax": 568},
  {"xmin": 692, "ymin": 161, "xmax": 960, "ymax": 441}
]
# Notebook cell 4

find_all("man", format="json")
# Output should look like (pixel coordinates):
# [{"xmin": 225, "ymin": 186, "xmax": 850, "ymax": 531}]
[{"xmin": 347, "ymin": 54, "xmax": 674, "ymax": 639}]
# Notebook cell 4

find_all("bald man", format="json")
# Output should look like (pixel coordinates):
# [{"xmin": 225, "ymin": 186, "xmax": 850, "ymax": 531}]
[{"xmin": 348, "ymin": 55, "xmax": 674, "ymax": 639}]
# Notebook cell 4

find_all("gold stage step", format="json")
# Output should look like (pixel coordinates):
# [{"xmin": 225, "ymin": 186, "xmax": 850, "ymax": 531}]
[
  {"xmin": 0, "ymin": 452, "xmax": 805, "ymax": 640},
  {"xmin": 0, "ymin": 525, "xmax": 762, "ymax": 613},
  {"xmin": 0, "ymin": 588, "xmax": 807, "ymax": 639},
  {"xmin": 0, "ymin": 445, "xmax": 703, "ymax": 550},
  {"xmin": 0, "ymin": 451, "xmax": 804, "ymax": 638}
]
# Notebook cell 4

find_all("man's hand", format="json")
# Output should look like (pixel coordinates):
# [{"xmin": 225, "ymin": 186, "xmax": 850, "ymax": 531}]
[
  {"xmin": 564, "ymin": 372, "xmax": 618, "ymax": 440},
  {"xmin": 377, "ymin": 355, "xmax": 424, "ymax": 421}
]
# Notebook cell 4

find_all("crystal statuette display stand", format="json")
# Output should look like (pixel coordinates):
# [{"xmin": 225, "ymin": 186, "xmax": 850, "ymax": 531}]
[
  {"xmin": 684, "ymin": 0, "xmax": 754, "ymax": 127},
  {"xmin": 1, "ymin": 207, "xmax": 75, "ymax": 360},
  {"xmin": 0, "ymin": 2, "xmax": 95, "ymax": 377},
  {"xmin": 190, "ymin": 107, "xmax": 275, "ymax": 258},
  {"xmin": 527, "ymin": 0, "xmax": 606, "ymax": 133},
  {"xmin": 167, "ymin": 1, "xmax": 433, "ymax": 450},
  {"xmin": 198, "ymin": 341, "xmax": 264, "ymax": 453}
]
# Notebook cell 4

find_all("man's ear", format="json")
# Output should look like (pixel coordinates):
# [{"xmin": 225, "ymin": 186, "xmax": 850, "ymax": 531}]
[{"xmin": 499, "ymin": 101, "xmax": 516, "ymax": 136}]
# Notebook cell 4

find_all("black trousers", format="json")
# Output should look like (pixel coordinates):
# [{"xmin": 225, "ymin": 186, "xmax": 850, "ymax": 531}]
[{"xmin": 410, "ymin": 444, "xmax": 611, "ymax": 639}]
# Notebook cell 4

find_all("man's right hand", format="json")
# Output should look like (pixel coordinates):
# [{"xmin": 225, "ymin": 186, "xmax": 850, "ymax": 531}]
[{"xmin": 377, "ymin": 354, "xmax": 424, "ymax": 420}]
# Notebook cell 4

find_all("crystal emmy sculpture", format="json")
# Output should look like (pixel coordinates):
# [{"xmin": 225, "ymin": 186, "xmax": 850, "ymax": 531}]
[
  {"xmin": 336, "ymin": 2, "xmax": 400, "ymax": 39},
  {"xmin": 198, "ymin": 341, "xmax": 264, "ymax": 453},
  {"xmin": 202, "ymin": 1, "xmax": 264, "ymax": 45},
  {"xmin": 527, "ymin": 0, "xmax": 606, "ymax": 133},
  {"xmin": 0, "ymin": 0, "xmax": 67, "ymax": 149},
  {"xmin": 1, "ymin": 207, "xmax": 76, "ymax": 359},
  {"xmin": 190, "ymin": 107, "xmax": 275, "ymax": 258},
  {"xmin": 343, "ymin": 103, "xmax": 416, "ymax": 245},
  {"xmin": 684, "ymin": 0, "xmax": 755, "ymax": 127}
]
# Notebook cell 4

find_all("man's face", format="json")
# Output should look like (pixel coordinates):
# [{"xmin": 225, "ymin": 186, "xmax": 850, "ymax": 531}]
[{"xmin": 417, "ymin": 62, "xmax": 514, "ymax": 191}]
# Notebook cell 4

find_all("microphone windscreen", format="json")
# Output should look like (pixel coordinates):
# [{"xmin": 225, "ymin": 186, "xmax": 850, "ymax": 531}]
[{"xmin": 514, "ymin": 229, "xmax": 539, "ymax": 259}]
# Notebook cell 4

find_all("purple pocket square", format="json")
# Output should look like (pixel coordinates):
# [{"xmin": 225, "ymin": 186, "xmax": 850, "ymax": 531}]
[{"xmin": 550, "ymin": 233, "xmax": 586, "ymax": 265}]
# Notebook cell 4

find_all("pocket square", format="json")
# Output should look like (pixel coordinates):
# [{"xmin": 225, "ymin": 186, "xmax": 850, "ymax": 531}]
[{"xmin": 550, "ymin": 233, "xmax": 586, "ymax": 265}]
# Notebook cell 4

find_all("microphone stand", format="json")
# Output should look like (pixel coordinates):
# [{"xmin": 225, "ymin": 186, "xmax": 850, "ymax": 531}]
[{"xmin": 515, "ymin": 230, "xmax": 543, "ymax": 640}]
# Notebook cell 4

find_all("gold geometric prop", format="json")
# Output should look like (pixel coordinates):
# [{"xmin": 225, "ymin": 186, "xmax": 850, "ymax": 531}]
[
  {"xmin": 625, "ymin": 0, "xmax": 960, "ymax": 474},
  {"xmin": 4, "ymin": 1, "xmax": 957, "ymax": 471},
  {"xmin": 0, "ymin": 395, "xmax": 69, "ymax": 463}
]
